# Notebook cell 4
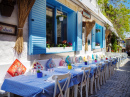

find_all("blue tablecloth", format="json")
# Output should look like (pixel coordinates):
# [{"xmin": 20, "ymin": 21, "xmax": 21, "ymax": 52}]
[
  {"xmin": 1, "ymin": 61, "xmax": 107, "ymax": 97},
  {"xmin": 1, "ymin": 67, "xmax": 89, "ymax": 97}
]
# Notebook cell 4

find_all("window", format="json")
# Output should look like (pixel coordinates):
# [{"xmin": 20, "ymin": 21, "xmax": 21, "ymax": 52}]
[
  {"xmin": 57, "ymin": 10, "xmax": 67, "ymax": 44},
  {"xmin": 46, "ymin": 6, "xmax": 54, "ymax": 45},
  {"xmin": 46, "ymin": 6, "xmax": 67, "ymax": 46}
]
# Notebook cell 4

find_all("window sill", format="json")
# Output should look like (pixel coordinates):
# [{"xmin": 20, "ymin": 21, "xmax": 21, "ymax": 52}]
[
  {"xmin": 46, "ymin": 47, "xmax": 73, "ymax": 53},
  {"xmin": 95, "ymin": 46, "xmax": 100, "ymax": 49}
]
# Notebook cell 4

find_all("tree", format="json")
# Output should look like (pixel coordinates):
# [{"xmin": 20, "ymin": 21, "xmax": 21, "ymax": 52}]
[{"xmin": 97, "ymin": 0, "xmax": 130, "ymax": 40}]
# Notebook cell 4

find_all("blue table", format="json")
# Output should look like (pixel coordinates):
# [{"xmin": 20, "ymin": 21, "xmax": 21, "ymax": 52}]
[
  {"xmin": 1, "ymin": 67, "xmax": 89, "ymax": 97},
  {"xmin": 1, "ymin": 61, "xmax": 107, "ymax": 97}
]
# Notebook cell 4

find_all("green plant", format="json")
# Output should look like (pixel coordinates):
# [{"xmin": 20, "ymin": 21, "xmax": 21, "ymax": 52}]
[
  {"xmin": 96, "ymin": 29, "xmax": 100, "ymax": 33},
  {"xmin": 68, "ymin": 63, "xmax": 71, "ymax": 66},
  {"xmin": 95, "ymin": 59, "xmax": 97, "ymax": 60},
  {"xmin": 57, "ymin": 44, "xmax": 62, "ymax": 47},
  {"xmin": 63, "ymin": 44, "xmax": 66, "ymax": 48},
  {"xmin": 56, "ymin": 14, "xmax": 67, "ymax": 19},
  {"xmin": 46, "ymin": 43, "xmax": 50, "ymax": 49},
  {"xmin": 97, "ymin": 0, "xmax": 130, "ymax": 40},
  {"xmin": 85, "ymin": 61, "xmax": 87, "ymax": 62},
  {"xmin": 37, "ymin": 70, "xmax": 41, "ymax": 73}
]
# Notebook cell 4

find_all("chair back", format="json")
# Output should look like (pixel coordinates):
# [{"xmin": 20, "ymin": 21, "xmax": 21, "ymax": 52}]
[
  {"xmin": 81, "ymin": 67, "xmax": 91, "ymax": 84},
  {"xmin": 52, "ymin": 73, "xmax": 71, "ymax": 97}
]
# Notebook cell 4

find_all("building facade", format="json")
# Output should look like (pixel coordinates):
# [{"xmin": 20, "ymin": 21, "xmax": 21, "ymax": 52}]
[{"xmin": 0, "ymin": 0, "xmax": 114, "ymax": 64}]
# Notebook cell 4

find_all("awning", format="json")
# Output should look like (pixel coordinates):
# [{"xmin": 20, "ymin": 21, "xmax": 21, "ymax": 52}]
[{"xmin": 110, "ymin": 27, "xmax": 119, "ymax": 37}]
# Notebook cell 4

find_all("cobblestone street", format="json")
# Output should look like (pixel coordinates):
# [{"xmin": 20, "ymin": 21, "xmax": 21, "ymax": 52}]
[{"xmin": 89, "ymin": 58, "xmax": 130, "ymax": 97}]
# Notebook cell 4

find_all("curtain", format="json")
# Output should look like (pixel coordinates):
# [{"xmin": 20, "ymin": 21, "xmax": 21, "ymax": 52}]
[
  {"xmin": 14, "ymin": 0, "xmax": 36, "ymax": 54},
  {"xmin": 85, "ymin": 20, "xmax": 95, "ymax": 51}
]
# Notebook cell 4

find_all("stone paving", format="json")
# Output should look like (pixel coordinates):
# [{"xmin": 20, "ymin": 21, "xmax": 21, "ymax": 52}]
[{"xmin": 89, "ymin": 58, "xmax": 130, "ymax": 97}]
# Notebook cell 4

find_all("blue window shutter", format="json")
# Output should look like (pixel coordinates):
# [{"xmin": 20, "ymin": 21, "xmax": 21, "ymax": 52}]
[
  {"xmin": 76, "ymin": 12, "xmax": 82, "ymax": 51},
  {"xmin": 102, "ymin": 27, "xmax": 106, "ymax": 48},
  {"xmin": 100, "ymin": 25, "xmax": 103, "ymax": 48},
  {"xmin": 91, "ymin": 25, "xmax": 96, "ymax": 50},
  {"xmin": 28, "ymin": 0, "xmax": 46, "ymax": 55},
  {"xmin": 67, "ymin": 12, "xmax": 77, "ymax": 51}
]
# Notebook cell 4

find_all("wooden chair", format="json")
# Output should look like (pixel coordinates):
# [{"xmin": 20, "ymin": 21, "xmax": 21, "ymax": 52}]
[
  {"xmin": 95, "ymin": 63, "xmax": 101, "ymax": 92},
  {"xmin": 52, "ymin": 73, "xmax": 71, "ymax": 97},
  {"xmin": 78, "ymin": 67, "xmax": 91, "ymax": 97}
]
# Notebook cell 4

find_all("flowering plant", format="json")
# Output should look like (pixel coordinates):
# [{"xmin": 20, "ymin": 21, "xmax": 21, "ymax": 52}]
[
  {"xmin": 96, "ymin": 43, "xmax": 100, "ymax": 46},
  {"xmin": 96, "ymin": 29, "xmax": 100, "ymax": 33},
  {"xmin": 46, "ymin": 41, "xmax": 50, "ymax": 49}
]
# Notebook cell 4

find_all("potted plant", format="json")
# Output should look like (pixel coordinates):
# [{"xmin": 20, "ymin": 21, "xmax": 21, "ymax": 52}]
[
  {"xmin": 68, "ymin": 63, "xmax": 72, "ymax": 70},
  {"xmin": 101, "ymin": 57, "xmax": 103, "ymax": 60},
  {"xmin": 96, "ymin": 29, "xmax": 100, "ymax": 33},
  {"xmin": 56, "ymin": 14, "xmax": 67, "ymax": 22},
  {"xmin": 95, "ymin": 59, "xmax": 97, "ymax": 62},
  {"xmin": 84, "ymin": 61, "xmax": 87, "ymax": 65},
  {"xmin": 0, "ymin": 0, "xmax": 16, "ymax": 17},
  {"xmin": 37, "ymin": 70, "xmax": 42, "ymax": 78},
  {"xmin": 46, "ymin": 42, "xmax": 50, "ymax": 49},
  {"xmin": 96, "ymin": 43, "xmax": 100, "ymax": 46}
]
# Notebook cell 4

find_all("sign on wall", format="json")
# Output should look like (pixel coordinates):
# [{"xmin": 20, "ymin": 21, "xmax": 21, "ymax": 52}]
[
  {"xmin": 0, "ymin": 22, "xmax": 17, "ymax": 36},
  {"xmin": 82, "ymin": 10, "xmax": 91, "ymax": 19}
]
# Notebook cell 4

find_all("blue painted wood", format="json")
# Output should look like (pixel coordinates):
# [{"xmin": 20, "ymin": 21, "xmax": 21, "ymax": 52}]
[
  {"xmin": 95, "ymin": 23, "xmax": 104, "ymax": 49},
  {"xmin": 100, "ymin": 26, "xmax": 103, "ymax": 48},
  {"xmin": 28, "ymin": 0, "xmax": 46, "ymax": 55},
  {"xmin": 102, "ymin": 27, "xmax": 106, "ymax": 48},
  {"xmin": 91, "ymin": 25, "xmax": 96, "ymax": 50},
  {"xmin": 67, "ymin": 11, "xmax": 77, "ymax": 51},
  {"xmin": 76, "ymin": 12, "xmax": 82, "ymax": 51}
]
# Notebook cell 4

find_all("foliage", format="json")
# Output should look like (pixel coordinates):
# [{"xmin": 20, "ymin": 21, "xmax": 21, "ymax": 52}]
[
  {"xmin": 46, "ymin": 40, "xmax": 72, "ymax": 48},
  {"xmin": 37, "ymin": 70, "xmax": 41, "ymax": 73},
  {"xmin": 96, "ymin": 43, "xmax": 100, "ymax": 46},
  {"xmin": 68, "ymin": 63, "xmax": 71, "ymax": 66},
  {"xmin": 97, "ymin": 0, "xmax": 130, "ymax": 40},
  {"xmin": 96, "ymin": 29, "xmax": 101, "ymax": 33},
  {"xmin": 111, "ymin": 33, "xmax": 118, "ymax": 52}
]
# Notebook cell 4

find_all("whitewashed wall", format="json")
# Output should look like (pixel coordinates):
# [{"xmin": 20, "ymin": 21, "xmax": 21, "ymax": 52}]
[
  {"xmin": 0, "ymin": 4, "xmax": 40, "ymax": 64},
  {"xmin": 0, "ymin": 3, "xmax": 75, "ymax": 64}
]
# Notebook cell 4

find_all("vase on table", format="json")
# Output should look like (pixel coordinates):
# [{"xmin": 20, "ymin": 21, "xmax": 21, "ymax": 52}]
[{"xmin": 37, "ymin": 72, "xmax": 42, "ymax": 78}]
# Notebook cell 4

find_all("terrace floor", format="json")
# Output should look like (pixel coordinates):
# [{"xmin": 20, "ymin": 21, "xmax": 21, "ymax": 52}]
[{"xmin": 89, "ymin": 57, "xmax": 130, "ymax": 97}]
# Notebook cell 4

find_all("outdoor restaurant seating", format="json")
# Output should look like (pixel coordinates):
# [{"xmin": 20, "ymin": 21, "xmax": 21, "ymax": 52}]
[
  {"xmin": 0, "ymin": 53, "xmax": 128, "ymax": 97},
  {"xmin": 52, "ymin": 73, "xmax": 71, "ymax": 97},
  {"xmin": 78, "ymin": 67, "xmax": 91, "ymax": 97}
]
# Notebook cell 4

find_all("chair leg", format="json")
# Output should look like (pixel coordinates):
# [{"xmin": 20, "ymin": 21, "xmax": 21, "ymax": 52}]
[
  {"xmin": 7, "ymin": 92, "xmax": 10, "ymax": 97},
  {"xmin": 86, "ymin": 82, "xmax": 88, "ymax": 97},
  {"xmin": 103, "ymin": 71, "xmax": 105, "ymax": 85},
  {"xmin": 67, "ymin": 88, "xmax": 70, "ymax": 97},
  {"xmin": 100, "ymin": 72, "xmax": 102, "ymax": 85},
  {"xmin": 90, "ymin": 76, "xmax": 94, "ymax": 94},
  {"xmin": 97, "ymin": 77, "xmax": 100, "ymax": 90},
  {"xmin": 95, "ymin": 78, "xmax": 97, "ymax": 93},
  {"xmin": 74, "ymin": 85, "xmax": 78, "ymax": 97},
  {"xmin": 80, "ymin": 86, "xmax": 82, "ymax": 97},
  {"xmin": 87, "ymin": 78, "xmax": 89, "ymax": 92}
]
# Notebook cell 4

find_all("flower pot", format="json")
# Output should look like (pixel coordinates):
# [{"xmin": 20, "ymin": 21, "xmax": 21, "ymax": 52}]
[
  {"xmin": 84, "ymin": 62, "xmax": 87, "ymax": 65},
  {"xmin": 68, "ymin": 66, "xmax": 72, "ymax": 69},
  {"xmin": 95, "ymin": 60, "xmax": 97, "ymax": 62},
  {"xmin": 106, "ymin": 58, "xmax": 108, "ymax": 60},
  {"xmin": 0, "ymin": 4, "xmax": 14, "ymax": 17},
  {"xmin": 59, "ymin": 17, "xmax": 63, "ymax": 21},
  {"xmin": 37, "ymin": 72, "xmax": 42, "ymax": 78}
]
